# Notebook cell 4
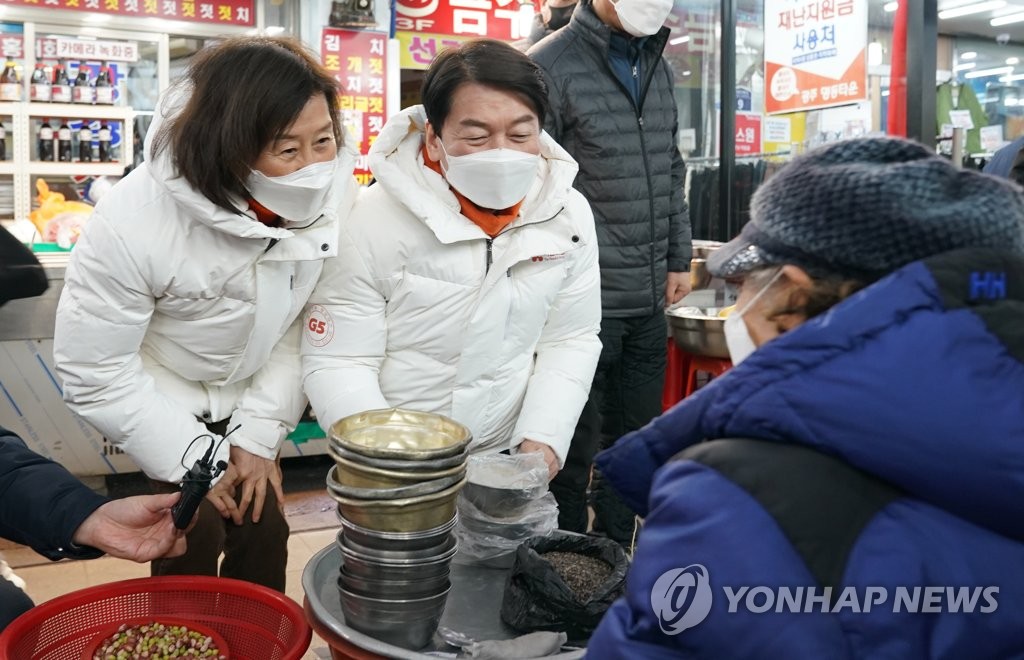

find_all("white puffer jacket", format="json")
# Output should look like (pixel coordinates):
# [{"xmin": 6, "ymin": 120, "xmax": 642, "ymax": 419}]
[
  {"xmin": 302, "ymin": 106, "xmax": 601, "ymax": 465},
  {"xmin": 53, "ymin": 90, "xmax": 359, "ymax": 482}
]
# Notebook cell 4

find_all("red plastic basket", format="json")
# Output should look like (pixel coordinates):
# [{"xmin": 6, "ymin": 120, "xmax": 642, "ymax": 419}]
[{"xmin": 0, "ymin": 576, "xmax": 312, "ymax": 660}]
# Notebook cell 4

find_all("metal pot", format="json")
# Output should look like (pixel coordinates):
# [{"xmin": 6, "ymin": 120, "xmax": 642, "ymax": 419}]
[
  {"xmin": 340, "ymin": 540, "xmax": 459, "ymax": 581},
  {"xmin": 328, "ymin": 441, "xmax": 470, "ymax": 471},
  {"xmin": 665, "ymin": 308, "xmax": 730, "ymax": 359},
  {"xmin": 339, "ymin": 583, "xmax": 451, "ymax": 651},
  {"xmin": 338, "ymin": 569, "xmax": 450, "ymax": 600},
  {"xmin": 692, "ymin": 239, "xmax": 724, "ymax": 260},
  {"xmin": 326, "ymin": 464, "xmax": 463, "ymax": 500},
  {"xmin": 330, "ymin": 408, "xmax": 472, "ymax": 461},
  {"xmin": 338, "ymin": 529, "xmax": 457, "ymax": 562},
  {"xmin": 331, "ymin": 477, "xmax": 467, "ymax": 532},
  {"xmin": 329, "ymin": 449, "xmax": 467, "ymax": 489},
  {"xmin": 338, "ymin": 513, "xmax": 457, "ymax": 552}
]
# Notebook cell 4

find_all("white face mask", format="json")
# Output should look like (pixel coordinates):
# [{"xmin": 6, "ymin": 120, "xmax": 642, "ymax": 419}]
[
  {"xmin": 245, "ymin": 158, "xmax": 337, "ymax": 223},
  {"xmin": 438, "ymin": 141, "xmax": 540, "ymax": 210},
  {"xmin": 613, "ymin": 0, "xmax": 673, "ymax": 37},
  {"xmin": 724, "ymin": 269, "xmax": 783, "ymax": 365}
]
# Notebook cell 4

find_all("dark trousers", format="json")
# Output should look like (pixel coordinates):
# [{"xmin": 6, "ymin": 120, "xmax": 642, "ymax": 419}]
[
  {"xmin": 149, "ymin": 479, "xmax": 289, "ymax": 592},
  {"xmin": 149, "ymin": 419, "xmax": 289, "ymax": 592},
  {"xmin": 550, "ymin": 311, "xmax": 667, "ymax": 541},
  {"xmin": 0, "ymin": 574, "xmax": 34, "ymax": 632}
]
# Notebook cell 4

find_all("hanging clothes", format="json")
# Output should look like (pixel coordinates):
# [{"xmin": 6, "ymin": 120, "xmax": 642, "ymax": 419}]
[{"xmin": 936, "ymin": 82, "xmax": 989, "ymax": 155}]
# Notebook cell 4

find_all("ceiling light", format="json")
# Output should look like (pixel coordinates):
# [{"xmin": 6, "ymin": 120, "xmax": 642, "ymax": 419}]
[
  {"xmin": 960, "ymin": 51, "xmax": 977, "ymax": 59},
  {"xmin": 1008, "ymin": 57, "xmax": 1021, "ymax": 64},
  {"xmin": 990, "ymin": 10, "xmax": 1024, "ymax": 24},
  {"xmin": 964, "ymin": 65, "xmax": 1013, "ymax": 78},
  {"xmin": 670, "ymin": 35, "xmax": 691, "ymax": 45},
  {"xmin": 1000, "ymin": 73, "xmax": 1024, "ymax": 81},
  {"xmin": 939, "ymin": 0, "xmax": 1005, "ymax": 19},
  {"xmin": 884, "ymin": 1, "xmax": 898, "ymax": 10},
  {"xmin": 953, "ymin": 61, "xmax": 977, "ymax": 70},
  {"xmin": 265, "ymin": 26, "xmax": 286, "ymax": 35}
]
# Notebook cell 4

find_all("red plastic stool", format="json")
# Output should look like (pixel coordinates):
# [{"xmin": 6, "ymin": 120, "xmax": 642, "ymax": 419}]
[
  {"xmin": 683, "ymin": 354, "xmax": 732, "ymax": 398},
  {"xmin": 662, "ymin": 339, "xmax": 690, "ymax": 410}
]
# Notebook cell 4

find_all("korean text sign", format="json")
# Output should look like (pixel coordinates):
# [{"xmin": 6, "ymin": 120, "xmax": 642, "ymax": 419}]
[
  {"xmin": 394, "ymin": 0, "xmax": 534, "ymax": 41},
  {"xmin": 764, "ymin": 0, "xmax": 867, "ymax": 114},
  {"xmin": 321, "ymin": 28, "xmax": 389, "ymax": 186},
  {"xmin": 0, "ymin": 0, "xmax": 254, "ymax": 26}
]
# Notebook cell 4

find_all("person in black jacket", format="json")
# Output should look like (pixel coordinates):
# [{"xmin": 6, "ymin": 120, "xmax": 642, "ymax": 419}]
[
  {"xmin": 528, "ymin": 0, "xmax": 691, "ymax": 541},
  {"xmin": 0, "ymin": 226, "xmax": 186, "ymax": 630}
]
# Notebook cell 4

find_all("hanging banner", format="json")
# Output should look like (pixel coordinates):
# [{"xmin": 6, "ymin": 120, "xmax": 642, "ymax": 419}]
[
  {"xmin": 321, "ymin": 28, "xmax": 389, "ymax": 187},
  {"xmin": 56, "ymin": 37, "xmax": 139, "ymax": 62},
  {"xmin": 764, "ymin": 0, "xmax": 867, "ymax": 114},
  {"xmin": 394, "ymin": 0, "xmax": 534, "ymax": 41},
  {"xmin": 0, "ymin": 0, "xmax": 255, "ymax": 26},
  {"xmin": 735, "ymin": 112, "xmax": 762, "ymax": 155},
  {"xmin": 396, "ymin": 31, "xmax": 468, "ymax": 70}
]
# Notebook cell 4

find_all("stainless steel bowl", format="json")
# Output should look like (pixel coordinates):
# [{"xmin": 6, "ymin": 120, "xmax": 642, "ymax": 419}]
[
  {"xmin": 328, "ymin": 441, "xmax": 470, "ymax": 471},
  {"xmin": 338, "ymin": 569, "xmax": 451, "ymax": 600},
  {"xmin": 339, "ymin": 583, "xmax": 451, "ymax": 651},
  {"xmin": 331, "ymin": 408, "xmax": 472, "ymax": 460},
  {"xmin": 338, "ymin": 512, "xmax": 457, "ymax": 552},
  {"xmin": 340, "ymin": 541, "xmax": 458, "ymax": 581},
  {"xmin": 665, "ymin": 308, "xmax": 730, "ymax": 359},
  {"xmin": 331, "ymin": 477, "xmax": 467, "ymax": 532},
  {"xmin": 326, "ymin": 464, "xmax": 463, "ymax": 500},
  {"xmin": 338, "ymin": 529, "xmax": 457, "ymax": 562},
  {"xmin": 329, "ymin": 449, "xmax": 467, "ymax": 489}
]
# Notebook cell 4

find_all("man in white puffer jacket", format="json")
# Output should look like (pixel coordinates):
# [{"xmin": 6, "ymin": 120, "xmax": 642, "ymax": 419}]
[
  {"xmin": 303, "ymin": 39, "xmax": 601, "ymax": 479},
  {"xmin": 53, "ymin": 37, "xmax": 359, "ymax": 591}
]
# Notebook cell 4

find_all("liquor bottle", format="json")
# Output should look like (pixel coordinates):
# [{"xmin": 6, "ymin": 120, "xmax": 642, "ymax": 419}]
[
  {"xmin": 78, "ymin": 120, "xmax": 92, "ymax": 162},
  {"xmin": 72, "ymin": 65, "xmax": 95, "ymax": 104},
  {"xmin": 38, "ymin": 119, "xmax": 55, "ymax": 161},
  {"xmin": 97, "ymin": 121, "xmax": 111, "ymax": 162},
  {"xmin": 0, "ymin": 121, "xmax": 6, "ymax": 161},
  {"xmin": 0, "ymin": 58, "xmax": 21, "ymax": 102},
  {"xmin": 51, "ymin": 60, "xmax": 72, "ymax": 104},
  {"xmin": 30, "ymin": 62, "xmax": 51, "ymax": 102},
  {"xmin": 94, "ymin": 63, "xmax": 114, "ymax": 105},
  {"xmin": 58, "ymin": 119, "xmax": 72, "ymax": 162}
]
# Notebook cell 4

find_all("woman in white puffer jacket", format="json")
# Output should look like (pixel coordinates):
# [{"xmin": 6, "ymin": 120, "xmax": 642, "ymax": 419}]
[
  {"xmin": 53, "ymin": 36, "xmax": 358, "ymax": 591},
  {"xmin": 302, "ymin": 39, "xmax": 601, "ymax": 480}
]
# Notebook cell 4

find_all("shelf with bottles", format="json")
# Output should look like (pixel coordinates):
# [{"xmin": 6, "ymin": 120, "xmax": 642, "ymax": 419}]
[
  {"xmin": 31, "ymin": 117, "xmax": 129, "ymax": 170},
  {"xmin": 3, "ymin": 56, "xmax": 123, "ymax": 109}
]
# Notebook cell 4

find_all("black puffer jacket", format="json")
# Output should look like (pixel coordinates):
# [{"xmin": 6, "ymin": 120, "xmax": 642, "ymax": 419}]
[{"xmin": 529, "ymin": 1, "xmax": 690, "ymax": 317}]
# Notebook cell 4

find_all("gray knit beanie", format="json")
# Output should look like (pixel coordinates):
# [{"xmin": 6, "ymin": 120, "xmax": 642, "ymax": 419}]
[{"xmin": 707, "ymin": 137, "xmax": 1024, "ymax": 281}]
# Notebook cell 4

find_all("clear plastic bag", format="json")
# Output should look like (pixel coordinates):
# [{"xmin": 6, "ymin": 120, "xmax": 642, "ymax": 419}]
[
  {"xmin": 452, "ymin": 456, "xmax": 557, "ymax": 564},
  {"xmin": 461, "ymin": 452, "xmax": 550, "ymax": 518}
]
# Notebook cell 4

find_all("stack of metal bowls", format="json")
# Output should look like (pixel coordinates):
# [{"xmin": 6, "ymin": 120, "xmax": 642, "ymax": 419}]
[{"xmin": 325, "ymin": 408, "xmax": 471, "ymax": 650}]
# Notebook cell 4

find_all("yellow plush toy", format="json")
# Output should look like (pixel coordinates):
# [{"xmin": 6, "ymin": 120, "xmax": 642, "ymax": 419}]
[{"xmin": 28, "ymin": 179, "xmax": 94, "ymax": 247}]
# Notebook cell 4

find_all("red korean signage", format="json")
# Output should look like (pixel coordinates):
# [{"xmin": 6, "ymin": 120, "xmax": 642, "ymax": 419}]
[
  {"xmin": 395, "ymin": 0, "xmax": 535, "ymax": 41},
  {"xmin": 735, "ymin": 112, "xmax": 761, "ymax": 155},
  {"xmin": 0, "ymin": 0, "xmax": 254, "ymax": 26},
  {"xmin": 321, "ymin": 28, "xmax": 388, "ymax": 187}
]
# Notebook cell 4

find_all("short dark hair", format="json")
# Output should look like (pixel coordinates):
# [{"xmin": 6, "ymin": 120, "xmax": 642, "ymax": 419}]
[
  {"xmin": 153, "ymin": 36, "xmax": 342, "ymax": 213},
  {"xmin": 421, "ymin": 39, "xmax": 549, "ymax": 137}
]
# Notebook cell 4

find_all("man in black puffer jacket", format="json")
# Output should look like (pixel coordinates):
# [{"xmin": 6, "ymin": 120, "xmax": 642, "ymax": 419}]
[{"xmin": 529, "ymin": 0, "xmax": 691, "ymax": 542}]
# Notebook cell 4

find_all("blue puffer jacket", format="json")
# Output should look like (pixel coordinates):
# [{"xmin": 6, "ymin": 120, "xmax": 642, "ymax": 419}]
[{"xmin": 589, "ymin": 248, "xmax": 1024, "ymax": 658}]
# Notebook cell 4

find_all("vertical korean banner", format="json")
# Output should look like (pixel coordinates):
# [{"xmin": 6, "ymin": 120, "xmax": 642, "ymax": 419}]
[
  {"xmin": 764, "ymin": 0, "xmax": 867, "ymax": 114},
  {"xmin": 322, "ymin": 29, "xmax": 389, "ymax": 186}
]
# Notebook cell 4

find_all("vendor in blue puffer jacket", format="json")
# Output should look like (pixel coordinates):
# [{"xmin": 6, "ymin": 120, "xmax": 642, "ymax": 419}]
[{"xmin": 588, "ymin": 137, "xmax": 1024, "ymax": 658}]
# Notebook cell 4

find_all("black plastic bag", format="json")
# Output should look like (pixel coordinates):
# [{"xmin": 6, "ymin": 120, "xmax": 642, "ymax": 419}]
[{"xmin": 500, "ymin": 532, "xmax": 629, "ymax": 641}]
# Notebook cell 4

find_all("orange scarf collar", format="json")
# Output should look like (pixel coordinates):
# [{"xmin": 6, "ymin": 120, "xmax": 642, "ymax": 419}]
[
  {"xmin": 246, "ymin": 197, "xmax": 281, "ymax": 228},
  {"xmin": 421, "ymin": 145, "xmax": 522, "ymax": 238}
]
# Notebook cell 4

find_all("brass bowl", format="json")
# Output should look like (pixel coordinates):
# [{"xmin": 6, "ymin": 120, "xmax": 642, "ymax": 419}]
[
  {"xmin": 665, "ymin": 308, "xmax": 730, "ymax": 359},
  {"xmin": 330, "ymin": 448, "xmax": 466, "ymax": 489},
  {"xmin": 331, "ymin": 477, "xmax": 467, "ymax": 532},
  {"xmin": 692, "ymin": 239, "xmax": 724, "ymax": 260},
  {"xmin": 326, "ymin": 465, "xmax": 464, "ymax": 500},
  {"xmin": 331, "ymin": 408, "xmax": 472, "ymax": 461}
]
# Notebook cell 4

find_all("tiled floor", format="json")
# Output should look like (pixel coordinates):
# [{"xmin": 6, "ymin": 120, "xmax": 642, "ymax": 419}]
[{"xmin": 4, "ymin": 458, "xmax": 341, "ymax": 660}]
